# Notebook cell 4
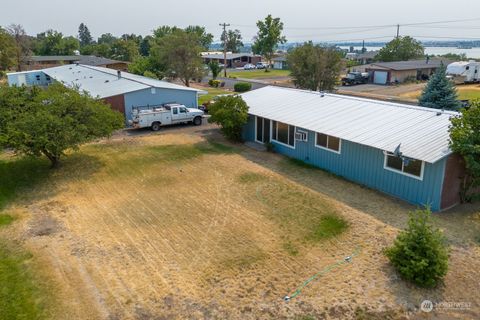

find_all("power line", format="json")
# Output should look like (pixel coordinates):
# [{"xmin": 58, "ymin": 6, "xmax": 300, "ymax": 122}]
[{"xmin": 229, "ymin": 17, "xmax": 480, "ymax": 31}]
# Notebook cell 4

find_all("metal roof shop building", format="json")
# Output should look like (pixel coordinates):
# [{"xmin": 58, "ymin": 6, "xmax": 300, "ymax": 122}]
[
  {"xmin": 201, "ymin": 53, "xmax": 262, "ymax": 68},
  {"xmin": 7, "ymin": 64, "xmax": 205, "ymax": 122},
  {"xmin": 25, "ymin": 55, "xmax": 129, "ymax": 71},
  {"xmin": 241, "ymin": 86, "xmax": 464, "ymax": 211},
  {"xmin": 364, "ymin": 59, "xmax": 451, "ymax": 84},
  {"xmin": 272, "ymin": 56, "xmax": 288, "ymax": 70}
]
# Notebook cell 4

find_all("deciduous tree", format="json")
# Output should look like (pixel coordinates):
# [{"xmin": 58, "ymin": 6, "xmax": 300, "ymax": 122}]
[
  {"xmin": 252, "ymin": 15, "xmax": 287, "ymax": 70},
  {"xmin": 449, "ymin": 99, "xmax": 480, "ymax": 201},
  {"xmin": 375, "ymin": 36, "xmax": 424, "ymax": 62},
  {"xmin": 110, "ymin": 39, "xmax": 139, "ymax": 61},
  {"xmin": 35, "ymin": 30, "xmax": 80, "ymax": 55},
  {"xmin": 0, "ymin": 28, "xmax": 17, "ymax": 70},
  {"xmin": 0, "ymin": 83, "xmax": 124, "ymax": 167},
  {"xmin": 288, "ymin": 42, "xmax": 343, "ymax": 91},
  {"xmin": 221, "ymin": 29, "xmax": 243, "ymax": 53},
  {"xmin": 208, "ymin": 95, "xmax": 249, "ymax": 141},
  {"xmin": 151, "ymin": 29, "xmax": 204, "ymax": 87},
  {"xmin": 6, "ymin": 24, "xmax": 31, "ymax": 71},
  {"xmin": 185, "ymin": 25, "xmax": 213, "ymax": 50}
]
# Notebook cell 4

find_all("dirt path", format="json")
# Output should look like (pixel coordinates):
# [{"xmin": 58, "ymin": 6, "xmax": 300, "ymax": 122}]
[{"xmin": 3, "ymin": 125, "xmax": 479, "ymax": 319}]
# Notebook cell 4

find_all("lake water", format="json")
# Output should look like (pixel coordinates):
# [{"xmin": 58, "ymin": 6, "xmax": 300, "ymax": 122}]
[{"xmin": 339, "ymin": 46, "xmax": 480, "ymax": 59}]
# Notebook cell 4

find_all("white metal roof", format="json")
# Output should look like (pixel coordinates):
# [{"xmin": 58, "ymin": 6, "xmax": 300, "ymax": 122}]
[
  {"xmin": 241, "ymin": 86, "xmax": 458, "ymax": 163},
  {"xmin": 41, "ymin": 64, "xmax": 204, "ymax": 99}
]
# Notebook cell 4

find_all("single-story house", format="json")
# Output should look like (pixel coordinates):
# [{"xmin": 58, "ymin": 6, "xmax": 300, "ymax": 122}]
[
  {"xmin": 24, "ymin": 55, "xmax": 129, "ymax": 72},
  {"xmin": 364, "ymin": 59, "xmax": 452, "ymax": 84},
  {"xmin": 7, "ymin": 64, "xmax": 205, "ymax": 122},
  {"xmin": 241, "ymin": 86, "xmax": 463, "ymax": 211},
  {"xmin": 202, "ymin": 53, "xmax": 262, "ymax": 68},
  {"xmin": 272, "ymin": 56, "xmax": 288, "ymax": 70},
  {"xmin": 346, "ymin": 51, "xmax": 378, "ymax": 65}
]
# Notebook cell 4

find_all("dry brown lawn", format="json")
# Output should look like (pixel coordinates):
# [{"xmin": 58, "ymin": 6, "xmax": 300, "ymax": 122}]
[{"xmin": 1, "ymin": 124, "xmax": 479, "ymax": 320}]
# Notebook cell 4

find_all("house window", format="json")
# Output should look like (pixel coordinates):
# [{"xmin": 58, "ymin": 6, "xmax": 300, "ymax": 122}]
[
  {"xmin": 272, "ymin": 120, "xmax": 295, "ymax": 147},
  {"xmin": 384, "ymin": 152, "xmax": 424, "ymax": 179},
  {"xmin": 315, "ymin": 133, "xmax": 341, "ymax": 153}
]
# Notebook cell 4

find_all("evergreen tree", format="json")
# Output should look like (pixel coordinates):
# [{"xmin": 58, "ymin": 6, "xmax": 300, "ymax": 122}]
[
  {"xmin": 385, "ymin": 208, "xmax": 449, "ymax": 288},
  {"xmin": 419, "ymin": 65, "xmax": 462, "ymax": 110},
  {"xmin": 78, "ymin": 23, "xmax": 93, "ymax": 47}
]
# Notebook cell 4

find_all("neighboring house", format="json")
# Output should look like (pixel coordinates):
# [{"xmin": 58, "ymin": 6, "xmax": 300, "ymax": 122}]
[
  {"xmin": 7, "ymin": 64, "xmax": 205, "ymax": 122},
  {"xmin": 25, "ymin": 55, "xmax": 129, "ymax": 72},
  {"xmin": 272, "ymin": 56, "xmax": 288, "ymax": 70},
  {"xmin": 202, "ymin": 53, "xmax": 262, "ymax": 68},
  {"xmin": 241, "ymin": 86, "xmax": 463, "ymax": 211},
  {"xmin": 351, "ymin": 51, "xmax": 378, "ymax": 65},
  {"xmin": 363, "ymin": 59, "xmax": 451, "ymax": 84}
]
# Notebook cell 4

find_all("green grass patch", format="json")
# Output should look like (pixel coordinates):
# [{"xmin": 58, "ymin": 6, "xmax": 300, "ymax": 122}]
[
  {"xmin": 0, "ymin": 157, "xmax": 51, "ymax": 211},
  {"xmin": 227, "ymin": 69, "xmax": 291, "ymax": 79},
  {"xmin": 0, "ymin": 242, "xmax": 51, "ymax": 320},
  {"xmin": 0, "ymin": 214, "xmax": 14, "ymax": 227},
  {"xmin": 282, "ymin": 241, "xmax": 299, "ymax": 256},
  {"xmin": 197, "ymin": 141, "xmax": 237, "ymax": 154},
  {"xmin": 254, "ymin": 178, "xmax": 348, "ymax": 243},
  {"xmin": 284, "ymin": 158, "xmax": 319, "ymax": 170},
  {"xmin": 198, "ymin": 87, "xmax": 232, "ymax": 105},
  {"xmin": 458, "ymin": 89, "xmax": 480, "ymax": 101},
  {"xmin": 237, "ymin": 172, "xmax": 267, "ymax": 184},
  {"xmin": 310, "ymin": 215, "xmax": 349, "ymax": 241}
]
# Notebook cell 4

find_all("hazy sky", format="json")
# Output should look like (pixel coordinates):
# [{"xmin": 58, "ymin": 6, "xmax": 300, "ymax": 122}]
[{"xmin": 2, "ymin": 0, "xmax": 480, "ymax": 42}]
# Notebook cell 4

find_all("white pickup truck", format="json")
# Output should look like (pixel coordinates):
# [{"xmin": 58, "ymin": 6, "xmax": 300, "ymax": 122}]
[{"xmin": 129, "ymin": 104, "xmax": 204, "ymax": 131}]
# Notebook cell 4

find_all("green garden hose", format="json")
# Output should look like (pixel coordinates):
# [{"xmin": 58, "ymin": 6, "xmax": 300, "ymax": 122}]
[{"xmin": 284, "ymin": 247, "xmax": 361, "ymax": 302}]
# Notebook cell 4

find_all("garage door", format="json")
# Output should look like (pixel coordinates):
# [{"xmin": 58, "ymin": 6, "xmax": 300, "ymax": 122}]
[{"xmin": 373, "ymin": 71, "xmax": 388, "ymax": 84}]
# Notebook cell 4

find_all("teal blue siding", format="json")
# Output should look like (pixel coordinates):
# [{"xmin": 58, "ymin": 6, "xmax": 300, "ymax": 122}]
[
  {"xmin": 124, "ymin": 88, "xmax": 198, "ymax": 120},
  {"xmin": 242, "ymin": 115, "xmax": 256, "ymax": 142},
  {"xmin": 243, "ymin": 115, "xmax": 446, "ymax": 211}
]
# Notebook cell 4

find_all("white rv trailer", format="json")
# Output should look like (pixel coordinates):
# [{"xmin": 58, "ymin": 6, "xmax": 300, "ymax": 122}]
[{"xmin": 446, "ymin": 60, "xmax": 480, "ymax": 84}]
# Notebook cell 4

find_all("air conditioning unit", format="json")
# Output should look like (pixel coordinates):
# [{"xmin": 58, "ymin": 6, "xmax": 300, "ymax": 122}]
[{"xmin": 295, "ymin": 130, "xmax": 308, "ymax": 142}]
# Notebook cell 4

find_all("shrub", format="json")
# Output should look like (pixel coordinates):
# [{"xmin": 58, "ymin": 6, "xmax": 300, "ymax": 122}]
[
  {"xmin": 208, "ymin": 79, "xmax": 221, "ymax": 88},
  {"xmin": 208, "ymin": 61, "xmax": 222, "ymax": 79},
  {"xmin": 208, "ymin": 95, "xmax": 249, "ymax": 141},
  {"xmin": 234, "ymin": 82, "xmax": 252, "ymax": 92},
  {"xmin": 0, "ymin": 70, "xmax": 5, "ymax": 80},
  {"xmin": 143, "ymin": 70, "xmax": 158, "ymax": 79},
  {"xmin": 385, "ymin": 208, "xmax": 449, "ymax": 288}
]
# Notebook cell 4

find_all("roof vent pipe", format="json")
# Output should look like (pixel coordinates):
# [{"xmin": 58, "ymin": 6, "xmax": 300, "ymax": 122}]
[{"xmin": 117, "ymin": 70, "xmax": 121, "ymax": 79}]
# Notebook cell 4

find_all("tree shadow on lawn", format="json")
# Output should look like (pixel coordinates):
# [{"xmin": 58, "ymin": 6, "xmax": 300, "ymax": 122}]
[
  {"xmin": 0, "ymin": 153, "xmax": 104, "ymax": 212},
  {"xmin": 239, "ymin": 148, "xmax": 479, "ymax": 245}
]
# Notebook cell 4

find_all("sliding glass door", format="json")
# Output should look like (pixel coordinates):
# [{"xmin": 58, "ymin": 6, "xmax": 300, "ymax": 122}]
[{"xmin": 256, "ymin": 116, "xmax": 270, "ymax": 144}]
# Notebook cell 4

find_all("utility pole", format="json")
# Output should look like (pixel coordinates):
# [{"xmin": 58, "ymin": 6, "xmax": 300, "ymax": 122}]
[
  {"xmin": 396, "ymin": 24, "xmax": 400, "ymax": 38},
  {"xmin": 219, "ymin": 22, "xmax": 230, "ymax": 77}
]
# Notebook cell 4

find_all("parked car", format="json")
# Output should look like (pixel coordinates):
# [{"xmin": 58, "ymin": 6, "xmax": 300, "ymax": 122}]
[
  {"xmin": 256, "ymin": 62, "xmax": 267, "ymax": 69},
  {"xmin": 244, "ymin": 64, "xmax": 256, "ymax": 70},
  {"xmin": 129, "ymin": 104, "xmax": 204, "ymax": 131},
  {"xmin": 341, "ymin": 72, "xmax": 370, "ymax": 86}
]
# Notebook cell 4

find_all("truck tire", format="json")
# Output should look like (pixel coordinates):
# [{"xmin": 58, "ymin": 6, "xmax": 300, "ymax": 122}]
[
  {"xmin": 151, "ymin": 122, "xmax": 161, "ymax": 131},
  {"xmin": 193, "ymin": 116, "xmax": 202, "ymax": 126}
]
